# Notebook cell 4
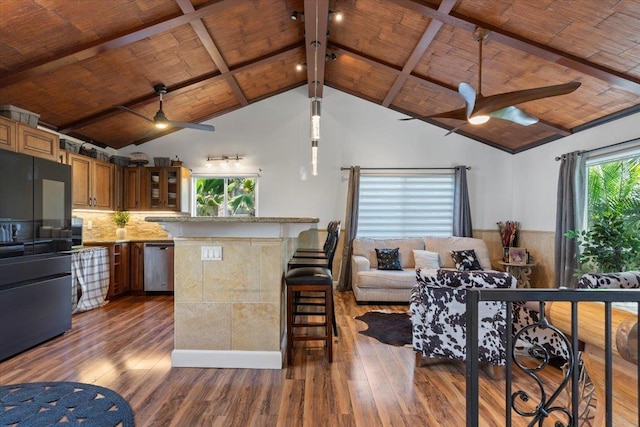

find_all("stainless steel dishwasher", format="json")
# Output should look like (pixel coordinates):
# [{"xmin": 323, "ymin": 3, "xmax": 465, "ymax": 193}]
[{"xmin": 144, "ymin": 243, "xmax": 174, "ymax": 292}]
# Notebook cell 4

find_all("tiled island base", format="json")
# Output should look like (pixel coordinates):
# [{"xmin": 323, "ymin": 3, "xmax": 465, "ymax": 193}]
[{"xmin": 145, "ymin": 216, "xmax": 318, "ymax": 369}]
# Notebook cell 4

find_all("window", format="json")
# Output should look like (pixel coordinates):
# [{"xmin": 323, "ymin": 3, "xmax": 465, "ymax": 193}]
[
  {"xmin": 585, "ymin": 147, "xmax": 640, "ymax": 228},
  {"xmin": 357, "ymin": 173, "xmax": 455, "ymax": 238},
  {"xmin": 193, "ymin": 176, "xmax": 257, "ymax": 217}
]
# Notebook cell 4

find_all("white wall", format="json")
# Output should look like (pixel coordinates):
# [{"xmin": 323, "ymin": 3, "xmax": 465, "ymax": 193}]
[
  {"xmin": 513, "ymin": 112, "xmax": 640, "ymax": 231},
  {"xmin": 118, "ymin": 85, "xmax": 638, "ymax": 231}
]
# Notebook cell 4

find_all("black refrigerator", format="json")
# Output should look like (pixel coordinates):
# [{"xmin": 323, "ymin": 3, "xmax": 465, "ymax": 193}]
[{"xmin": 0, "ymin": 150, "xmax": 73, "ymax": 361}]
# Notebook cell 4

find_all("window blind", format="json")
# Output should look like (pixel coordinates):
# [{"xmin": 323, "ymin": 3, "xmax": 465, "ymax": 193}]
[{"xmin": 357, "ymin": 174, "xmax": 455, "ymax": 238}]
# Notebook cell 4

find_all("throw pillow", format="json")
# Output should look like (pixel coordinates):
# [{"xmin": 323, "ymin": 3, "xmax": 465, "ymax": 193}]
[
  {"xmin": 451, "ymin": 249, "xmax": 483, "ymax": 271},
  {"xmin": 413, "ymin": 250, "xmax": 440, "ymax": 269},
  {"xmin": 376, "ymin": 248, "xmax": 402, "ymax": 270}
]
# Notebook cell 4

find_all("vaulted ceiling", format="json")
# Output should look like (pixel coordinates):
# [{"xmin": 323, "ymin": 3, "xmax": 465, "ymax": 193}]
[{"xmin": 1, "ymin": 0, "xmax": 639, "ymax": 153}]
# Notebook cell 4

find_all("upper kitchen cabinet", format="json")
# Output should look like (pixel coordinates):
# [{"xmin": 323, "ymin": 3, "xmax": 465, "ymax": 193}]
[
  {"xmin": 17, "ymin": 124, "xmax": 59, "ymax": 162},
  {"xmin": 123, "ymin": 167, "xmax": 145, "ymax": 211},
  {"xmin": 0, "ymin": 116, "xmax": 17, "ymax": 151},
  {"xmin": 0, "ymin": 117, "xmax": 59, "ymax": 162},
  {"xmin": 113, "ymin": 165, "xmax": 124, "ymax": 212},
  {"xmin": 68, "ymin": 153, "xmax": 114, "ymax": 210},
  {"xmin": 145, "ymin": 167, "xmax": 190, "ymax": 212}
]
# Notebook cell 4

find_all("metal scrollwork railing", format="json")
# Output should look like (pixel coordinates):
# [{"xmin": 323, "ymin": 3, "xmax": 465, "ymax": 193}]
[{"xmin": 511, "ymin": 302, "xmax": 574, "ymax": 426}]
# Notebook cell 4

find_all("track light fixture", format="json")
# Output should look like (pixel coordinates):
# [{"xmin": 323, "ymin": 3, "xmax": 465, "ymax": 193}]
[
  {"xmin": 291, "ymin": 11, "xmax": 304, "ymax": 21},
  {"xmin": 325, "ymin": 53, "xmax": 337, "ymax": 61}
]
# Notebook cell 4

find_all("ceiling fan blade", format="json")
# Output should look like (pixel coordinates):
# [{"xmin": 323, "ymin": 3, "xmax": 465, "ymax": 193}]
[
  {"xmin": 490, "ymin": 106, "xmax": 539, "ymax": 126},
  {"xmin": 473, "ymin": 81, "xmax": 581, "ymax": 117},
  {"xmin": 458, "ymin": 83, "xmax": 476, "ymax": 119},
  {"xmin": 428, "ymin": 107, "xmax": 468, "ymax": 121},
  {"xmin": 113, "ymin": 105, "xmax": 154, "ymax": 123},
  {"xmin": 444, "ymin": 122, "xmax": 467, "ymax": 136},
  {"xmin": 167, "ymin": 120, "xmax": 216, "ymax": 132}
]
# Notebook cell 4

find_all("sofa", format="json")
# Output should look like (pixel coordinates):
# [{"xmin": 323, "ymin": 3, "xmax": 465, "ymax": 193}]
[{"xmin": 351, "ymin": 236, "xmax": 494, "ymax": 303}]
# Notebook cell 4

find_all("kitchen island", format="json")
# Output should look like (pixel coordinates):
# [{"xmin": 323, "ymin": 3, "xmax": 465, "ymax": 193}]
[{"xmin": 145, "ymin": 216, "xmax": 319, "ymax": 369}]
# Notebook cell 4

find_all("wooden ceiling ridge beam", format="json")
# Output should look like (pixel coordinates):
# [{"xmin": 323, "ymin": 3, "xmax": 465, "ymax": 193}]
[
  {"xmin": 175, "ymin": 0, "xmax": 248, "ymax": 107},
  {"xmin": 387, "ymin": 0, "xmax": 640, "ymax": 94},
  {"xmin": 381, "ymin": 0, "xmax": 457, "ymax": 107},
  {"xmin": 0, "ymin": 0, "xmax": 245, "ymax": 87},
  {"xmin": 303, "ymin": 0, "xmax": 330, "ymax": 98},
  {"xmin": 59, "ymin": 43, "xmax": 304, "ymax": 133}
]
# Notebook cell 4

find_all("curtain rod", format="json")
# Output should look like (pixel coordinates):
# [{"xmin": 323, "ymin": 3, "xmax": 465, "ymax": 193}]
[
  {"xmin": 555, "ymin": 136, "xmax": 640, "ymax": 161},
  {"xmin": 340, "ymin": 166, "xmax": 470, "ymax": 171}
]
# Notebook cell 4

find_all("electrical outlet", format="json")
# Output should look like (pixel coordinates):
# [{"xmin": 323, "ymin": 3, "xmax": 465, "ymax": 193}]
[
  {"xmin": 201, "ymin": 246, "xmax": 222, "ymax": 261},
  {"xmin": 87, "ymin": 220, "xmax": 93, "ymax": 230}
]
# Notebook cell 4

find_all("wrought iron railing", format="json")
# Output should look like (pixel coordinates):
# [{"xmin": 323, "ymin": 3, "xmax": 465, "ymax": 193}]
[{"xmin": 465, "ymin": 288, "xmax": 640, "ymax": 427}]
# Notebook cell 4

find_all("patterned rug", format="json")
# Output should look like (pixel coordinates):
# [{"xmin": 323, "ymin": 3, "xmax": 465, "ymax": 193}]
[
  {"xmin": 355, "ymin": 311, "xmax": 412, "ymax": 347},
  {"xmin": 0, "ymin": 382, "xmax": 134, "ymax": 426}
]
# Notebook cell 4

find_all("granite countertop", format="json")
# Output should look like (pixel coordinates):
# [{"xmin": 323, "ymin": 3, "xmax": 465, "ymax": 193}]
[
  {"xmin": 145, "ymin": 216, "xmax": 319, "ymax": 224},
  {"xmin": 84, "ymin": 238, "xmax": 174, "ymax": 245}
]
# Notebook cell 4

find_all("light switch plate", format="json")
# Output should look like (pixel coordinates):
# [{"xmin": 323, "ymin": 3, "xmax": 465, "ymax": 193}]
[{"xmin": 201, "ymin": 246, "xmax": 222, "ymax": 261}]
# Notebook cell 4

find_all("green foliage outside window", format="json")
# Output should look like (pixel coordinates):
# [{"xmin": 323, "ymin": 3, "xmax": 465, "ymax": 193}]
[
  {"xmin": 196, "ymin": 177, "xmax": 256, "ymax": 217},
  {"xmin": 566, "ymin": 156, "xmax": 640, "ymax": 274}
]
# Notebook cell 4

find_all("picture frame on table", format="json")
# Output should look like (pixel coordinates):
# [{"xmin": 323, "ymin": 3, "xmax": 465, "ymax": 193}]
[{"xmin": 509, "ymin": 247, "xmax": 527, "ymax": 264}]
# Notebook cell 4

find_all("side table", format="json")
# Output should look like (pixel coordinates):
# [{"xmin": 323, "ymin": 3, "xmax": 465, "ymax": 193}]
[{"xmin": 498, "ymin": 261, "xmax": 535, "ymax": 288}]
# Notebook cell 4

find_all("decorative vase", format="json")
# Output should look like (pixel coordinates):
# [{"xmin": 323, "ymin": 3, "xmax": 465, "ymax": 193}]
[
  {"xmin": 116, "ymin": 227, "xmax": 127, "ymax": 240},
  {"xmin": 503, "ymin": 247, "xmax": 510, "ymax": 263}
]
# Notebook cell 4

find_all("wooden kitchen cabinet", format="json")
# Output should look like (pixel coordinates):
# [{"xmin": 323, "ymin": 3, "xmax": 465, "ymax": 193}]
[
  {"xmin": 17, "ymin": 123, "xmax": 59, "ymax": 162},
  {"xmin": 113, "ymin": 165, "xmax": 124, "ymax": 211},
  {"xmin": 144, "ymin": 166, "xmax": 190, "ymax": 212},
  {"xmin": 0, "ymin": 116, "xmax": 17, "ymax": 152},
  {"xmin": 129, "ymin": 242, "xmax": 144, "ymax": 292},
  {"xmin": 0, "ymin": 117, "xmax": 59, "ymax": 162},
  {"xmin": 68, "ymin": 153, "xmax": 114, "ymax": 210},
  {"xmin": 85, "ymin": 242, "xmax": 129, "ymax": 298},
  {"xmin": 124, "ymin": 167, "xmax": 145, "ymax": 210}
]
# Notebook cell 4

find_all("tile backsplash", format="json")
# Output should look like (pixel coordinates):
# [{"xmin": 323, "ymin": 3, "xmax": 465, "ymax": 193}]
[{"xmin": 73, "ymin": 211, "xmax": 183, "ymax": 241}]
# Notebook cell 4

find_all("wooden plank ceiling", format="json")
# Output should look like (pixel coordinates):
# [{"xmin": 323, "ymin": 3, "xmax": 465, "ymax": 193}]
[{"xmin": 0, "ymin": 0, "xmax": 639, "ymax": 153}]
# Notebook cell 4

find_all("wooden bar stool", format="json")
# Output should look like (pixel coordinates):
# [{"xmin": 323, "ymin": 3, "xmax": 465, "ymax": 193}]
[{"xmin": 285, "ymin": 267, "xmax": 334, "ymax": 365}]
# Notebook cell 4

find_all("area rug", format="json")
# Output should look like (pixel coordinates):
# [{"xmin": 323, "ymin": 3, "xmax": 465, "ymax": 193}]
[
  {"xmin": 0, "ymin": 381, "xmax": 135, "ymax": 426},
  {"xmin": 355, "ymin": 310, "xmax": 412, "ymax": 347}
]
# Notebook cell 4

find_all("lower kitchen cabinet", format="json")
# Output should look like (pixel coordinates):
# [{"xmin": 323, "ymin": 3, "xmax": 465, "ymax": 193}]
[
  {"xmin": 129, "ymin": 242, "xmax": 144, "ymax": 292},
  {"xmin": 86, "ymin": 242, "xmax": 129, "ymax": 298}
]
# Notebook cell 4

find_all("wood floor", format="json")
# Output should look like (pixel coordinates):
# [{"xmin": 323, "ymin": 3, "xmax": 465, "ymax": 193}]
[{"xmin": 0, "ymin": 291, "xmax": 573, "ymax": 426}]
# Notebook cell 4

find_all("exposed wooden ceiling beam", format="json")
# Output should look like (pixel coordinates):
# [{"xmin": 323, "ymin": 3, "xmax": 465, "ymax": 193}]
[
  {"xmin": 387, "ymin": 0, "xmax": 640, "ymax": 94},
  {"xmin": 303, "ymin": 0, "xmax": 329, "ymax": 98},
  {"xmin": 382, "ymin": 0, "xmax": 457, "ymax": 107},
  {"xmin": 175, "ymin": 0, "xmax": 248, "ymax": 107},
  {"xmin": 0, "ymin": 0, "xmax": 245, "ymax": 88},
  {"xmin": 59, "ymin": 42, "xmax": 304, "ymax": 133}
]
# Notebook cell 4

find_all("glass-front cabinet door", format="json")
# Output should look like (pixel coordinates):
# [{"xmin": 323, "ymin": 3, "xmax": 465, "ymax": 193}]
[
  {"xmin": 148, "ymin": 168, "xmax": 163, "ymax": 210},
  {"xmin": 165, "ymin": 168, "xmax": 179, "ymax": 210},
  {"xmin": 145, "ymin": 167, "xmax": 183, "ymax": 211}
]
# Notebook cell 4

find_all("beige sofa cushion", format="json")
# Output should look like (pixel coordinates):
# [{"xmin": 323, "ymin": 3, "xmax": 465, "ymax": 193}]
[
  {"xmin": 352, "ymin": 237, "xmax": 424, "ymax": 269},
  {"xmin": 424, "ymin": 236, "xmax": 492, "ymax": 270},
  {"xmin": 356, "ymin": 269, "xmax": 417, "ymax": 289}
]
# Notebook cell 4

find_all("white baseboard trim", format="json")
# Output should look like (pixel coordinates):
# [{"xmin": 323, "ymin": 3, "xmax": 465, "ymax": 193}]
[{"xmin": 172, "ymin": 349, "xmax": 283, "ymax": 369}]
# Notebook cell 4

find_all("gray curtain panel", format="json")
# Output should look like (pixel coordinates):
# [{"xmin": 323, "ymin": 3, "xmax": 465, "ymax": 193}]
[
  {"xmin": 554, "ymin": 151, "xmax": 586, "ymax": 288},
  {"xmin": 453, "ymin": 165, "xmax": 473, "ymax": 237},
  {"xmin": 337, "ymin": 166, "xmax": 360, "ymax": 291}
]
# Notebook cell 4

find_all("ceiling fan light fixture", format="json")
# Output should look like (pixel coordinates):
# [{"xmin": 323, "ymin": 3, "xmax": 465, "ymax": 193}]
[
  {"xmin": 468, "ymin": 114, "xmax": 490, "ymax": 125},
  {"xmin": 153, "ymin": 110, "xmax": 169, "ymax": 129}
]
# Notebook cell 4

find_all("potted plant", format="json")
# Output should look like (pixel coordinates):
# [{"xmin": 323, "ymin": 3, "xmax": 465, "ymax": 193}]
[{"xmin": 114, "ymin": 210, "xmax": 130, "ymax": 240}]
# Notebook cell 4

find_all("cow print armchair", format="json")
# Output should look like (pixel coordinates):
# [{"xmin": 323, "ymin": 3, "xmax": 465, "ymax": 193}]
[{"xmin": 410, "ymin": 268, "xmax": 517, "ymax": 367}]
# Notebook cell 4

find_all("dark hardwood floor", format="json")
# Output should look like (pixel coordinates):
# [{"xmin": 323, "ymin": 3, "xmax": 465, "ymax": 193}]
[{"xmin": 0, "ymin": 291, "xmax": 573, "ymax": 426}]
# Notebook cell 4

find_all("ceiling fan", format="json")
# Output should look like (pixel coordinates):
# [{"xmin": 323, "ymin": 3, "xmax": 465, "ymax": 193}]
[
  {"xmin": 402, "ymin": 27, "xmax": 581, "ymax": 134},
  {"xmin": 114, "ymin": 84, "xmax": 215, "ymax": 132}
]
